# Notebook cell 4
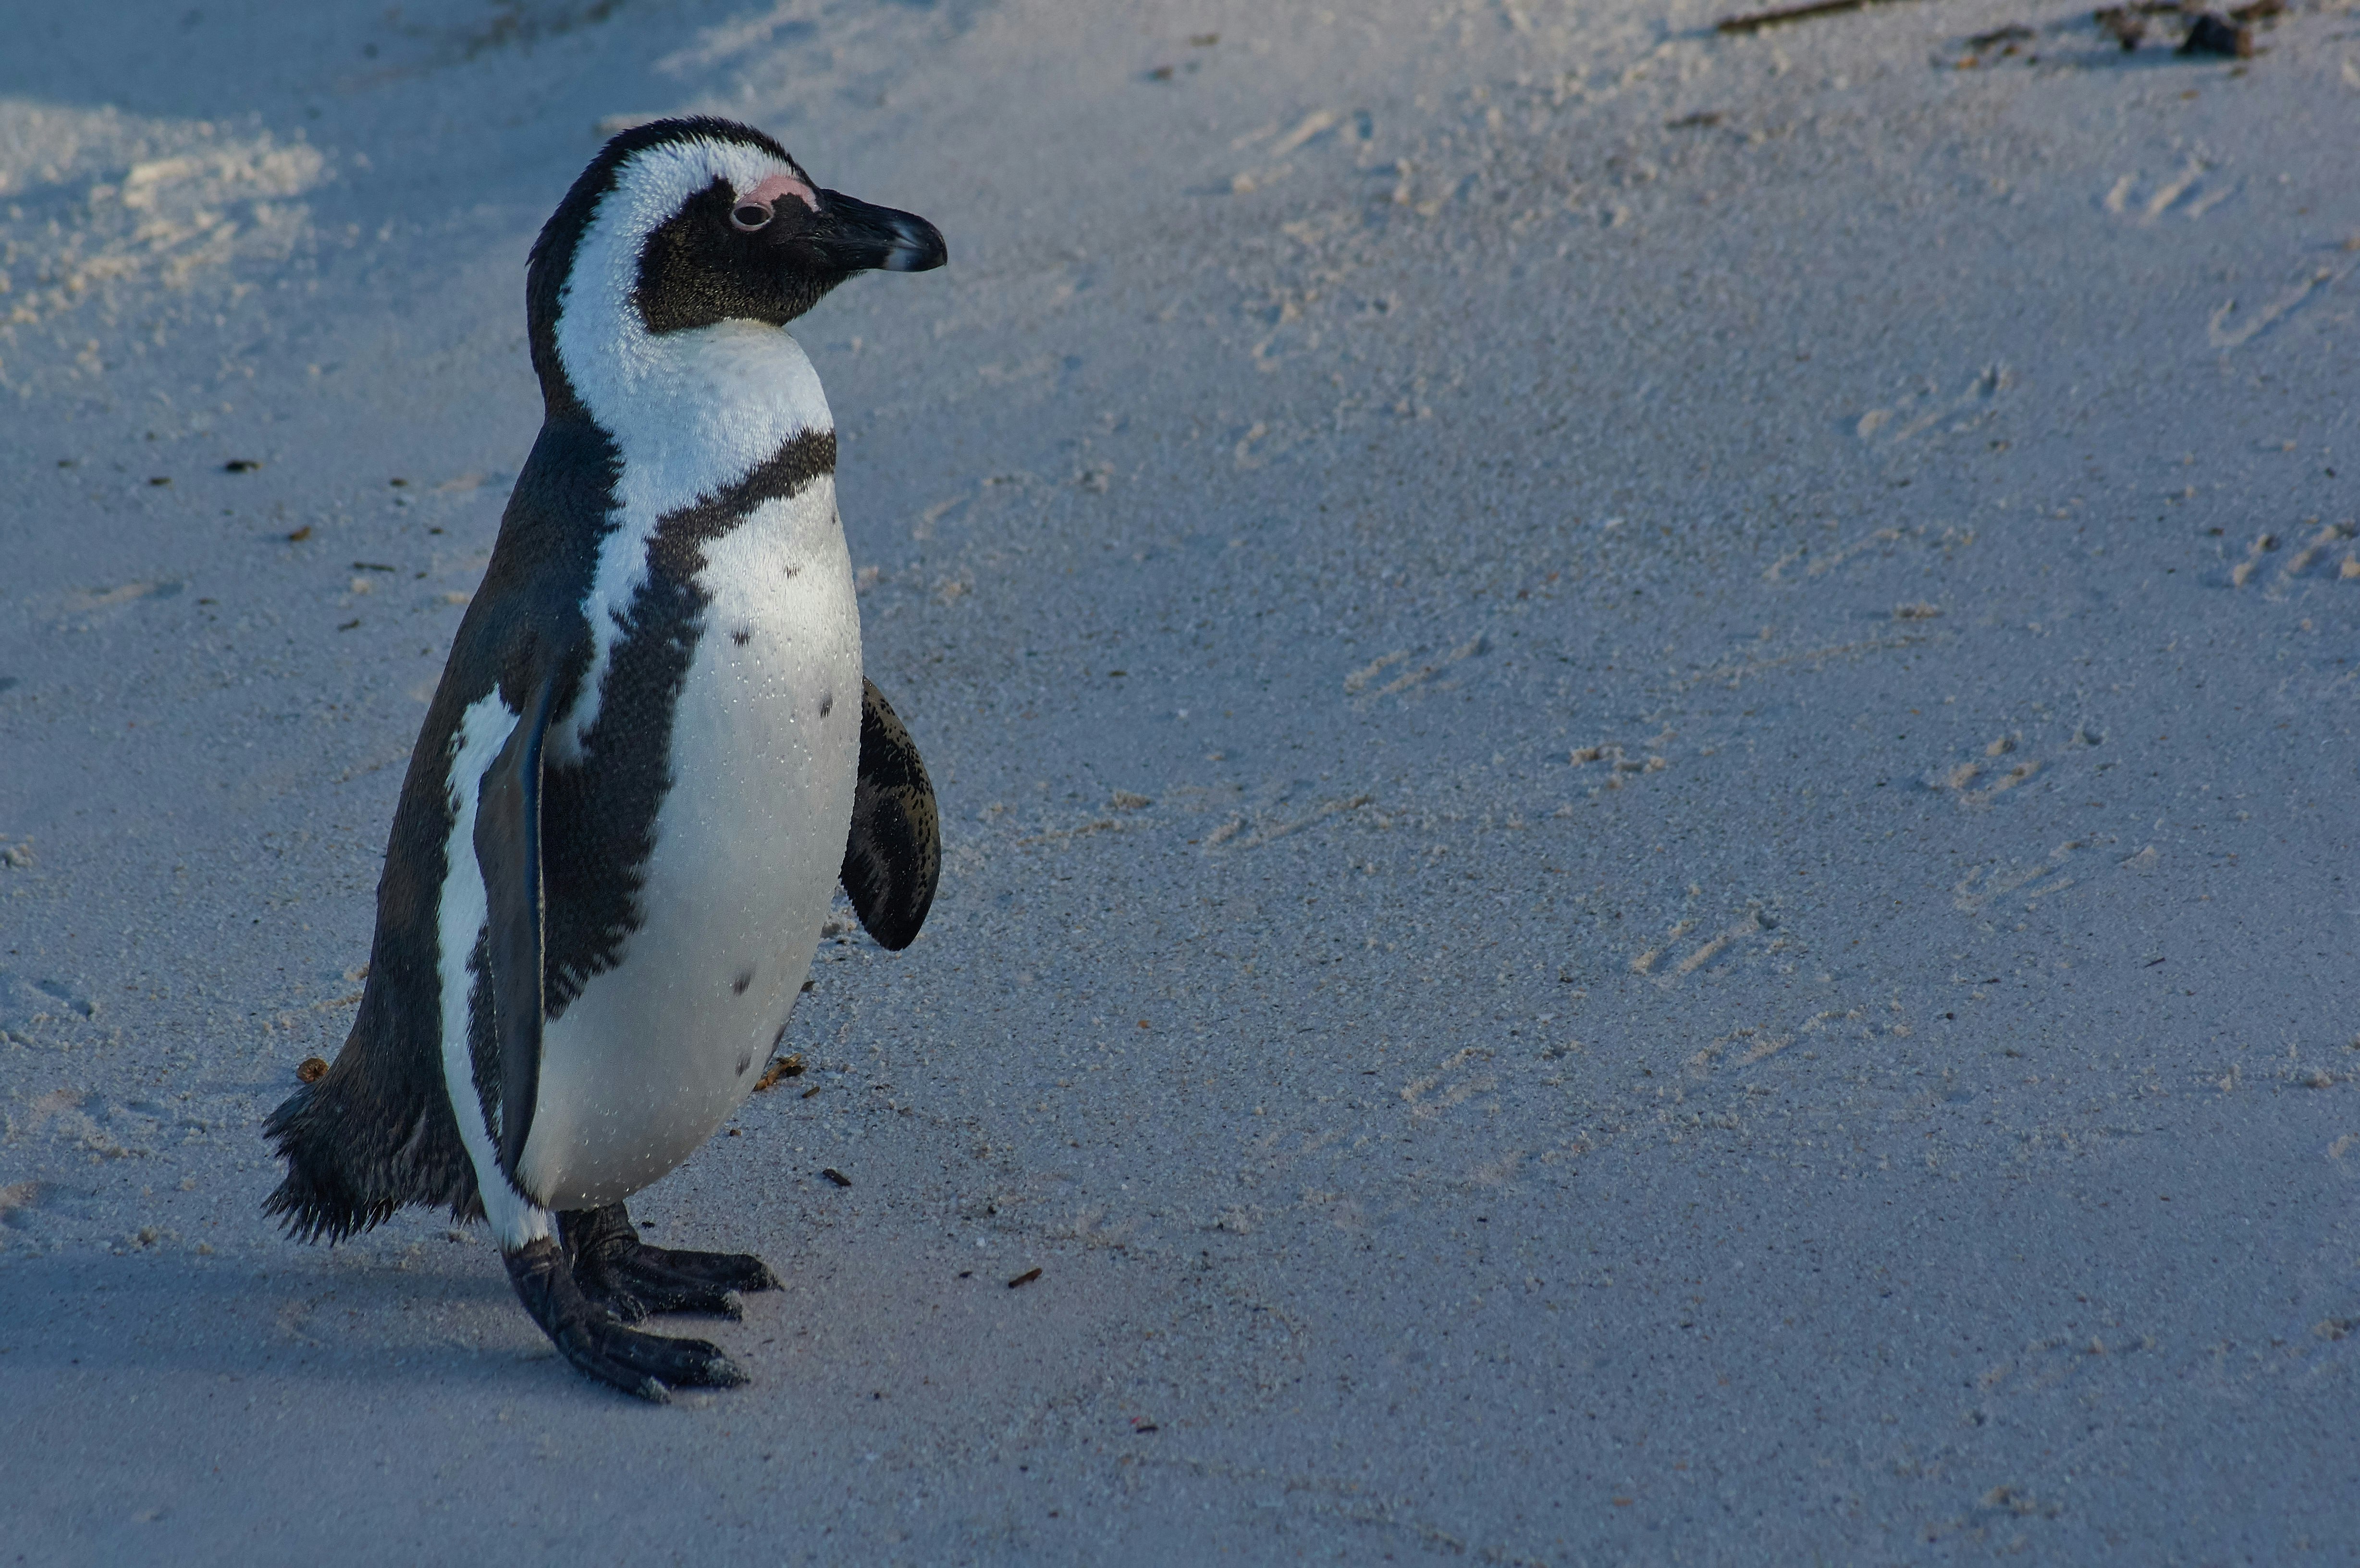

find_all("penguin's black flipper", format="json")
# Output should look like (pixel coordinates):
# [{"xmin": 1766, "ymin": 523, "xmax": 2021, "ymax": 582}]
[
  {"xmin": 840, "ymin": 678, "xmax": 939, "ymax": 950},
  {"xmin": 474, "ymin": 666, "xmax": 563, "ymax": 1183}
]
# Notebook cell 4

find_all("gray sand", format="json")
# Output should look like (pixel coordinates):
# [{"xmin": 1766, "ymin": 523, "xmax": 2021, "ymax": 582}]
[{"xmin": 3, "ymin": 0, "xmax": 2357, "ymax": 1559}]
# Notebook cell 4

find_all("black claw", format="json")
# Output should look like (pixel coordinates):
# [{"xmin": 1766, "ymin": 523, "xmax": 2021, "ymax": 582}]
[{"xmin": 504, "ymin": 1235, "xmax": 747, "ymax": 1400}]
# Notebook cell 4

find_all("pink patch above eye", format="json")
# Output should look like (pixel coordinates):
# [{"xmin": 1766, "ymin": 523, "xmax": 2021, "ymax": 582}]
[{"xmin": 740, "ymin": 172, "xmax": 817, "ymax": 213}]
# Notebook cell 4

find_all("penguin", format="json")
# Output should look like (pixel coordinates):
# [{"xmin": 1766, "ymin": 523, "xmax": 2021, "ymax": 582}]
[{"xmin": 262, "ymin": 118, "xmax": 946, "ymax": 1401}]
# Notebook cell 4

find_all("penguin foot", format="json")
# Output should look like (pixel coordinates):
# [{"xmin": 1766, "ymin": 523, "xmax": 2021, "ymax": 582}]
[
  {"xmin": 503, "ymin": 1237, "xmax": 748, "ymax": 1402},
  {"xmin": 561, "ymin": 1203, "xmax": 781, "ymax": 1323}
]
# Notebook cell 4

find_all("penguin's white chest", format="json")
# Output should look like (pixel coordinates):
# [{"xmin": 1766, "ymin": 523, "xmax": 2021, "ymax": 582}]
[{"xmin": 519, "ymin": 479, "xmax": 859, "ymax": 1208}]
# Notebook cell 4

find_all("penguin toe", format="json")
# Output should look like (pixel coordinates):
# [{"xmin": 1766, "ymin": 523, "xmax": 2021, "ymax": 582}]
[
  {"xmin": 549, "ymin": 1322, "xmax": 677, "ymax": 1402},
  {"xmin": 636, "ymin": 1243, "xmax": 782, "ymax": 1296},
  {"xmin": 599, "ymin": 1324, "xmax": 749, "ymax": 1390},
  {"xmin": 578, "ymin": 1248, "xmax": 743, "ymax": 1318}
]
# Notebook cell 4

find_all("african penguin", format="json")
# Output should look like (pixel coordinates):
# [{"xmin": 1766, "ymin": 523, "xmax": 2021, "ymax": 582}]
[{"xmin": 264, "ymin": 118, "xmax": 946, "ymax": 1401}]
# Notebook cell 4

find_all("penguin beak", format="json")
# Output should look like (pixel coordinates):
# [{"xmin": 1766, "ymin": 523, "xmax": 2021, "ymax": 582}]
[{"xmin": 808, "ymin": 190, "xmax": 947, "ymax": 274}]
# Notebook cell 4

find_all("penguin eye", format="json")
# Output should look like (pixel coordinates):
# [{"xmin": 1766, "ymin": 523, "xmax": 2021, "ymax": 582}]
[{"xmin": 730, "ymin": 202, "xmax": 774, "ymax": 233}]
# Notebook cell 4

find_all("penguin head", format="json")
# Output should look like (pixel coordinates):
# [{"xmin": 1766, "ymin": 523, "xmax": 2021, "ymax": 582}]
[{"xmin": 526, "ymin": 117, "xmax": 946, "ymax": 417}]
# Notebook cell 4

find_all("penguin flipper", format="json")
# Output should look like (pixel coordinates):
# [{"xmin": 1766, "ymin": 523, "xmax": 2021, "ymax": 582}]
[
  {"xmin": 473, "ymin": 666, "xmax": 562, "ymax": 1183},
  {"xmin": 839, "ymin": 678, "xmax": 940, "ymax": 950}
]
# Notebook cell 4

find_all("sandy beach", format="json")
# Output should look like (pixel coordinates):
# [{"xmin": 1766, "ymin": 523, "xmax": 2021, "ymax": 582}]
[{"xmin": 4, "ymin": 0, "xmax": 2358, "ymax": 1558}]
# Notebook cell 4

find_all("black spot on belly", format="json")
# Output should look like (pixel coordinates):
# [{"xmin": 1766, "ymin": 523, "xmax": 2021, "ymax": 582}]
[
  {"xmin": 818, "ymin": 691, "xmax": 833, "ymax": 718},
  {"xmin": 731, "ymin": 626, "xmax": 752, "ymax": 647},
  {"xmin": 736, "ymin": 1051, "xmax": 752, "ymax": 1078},
  {"xmin": 732, "ymin": 967, "xmax": 754, "ymax": 995}
]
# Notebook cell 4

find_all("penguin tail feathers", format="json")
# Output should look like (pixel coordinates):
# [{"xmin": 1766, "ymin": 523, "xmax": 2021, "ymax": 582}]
[
  {"xmin": 261, "ymin": 1038, "xmax": 480, "ymax": 1243},
  {"xmin": 262, "ymin": 1085, "xmax": 400, "ymax": 1243}
]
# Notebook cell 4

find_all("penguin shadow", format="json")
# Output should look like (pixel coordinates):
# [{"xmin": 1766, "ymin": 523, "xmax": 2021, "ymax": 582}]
[
  {"xmin": 0, "ymin": 1225, "xmax": 1161, "ymax": 1413},
  {"xmin": 0, "ymin": 1236, "xmax": 561, "ymax": 1391}
]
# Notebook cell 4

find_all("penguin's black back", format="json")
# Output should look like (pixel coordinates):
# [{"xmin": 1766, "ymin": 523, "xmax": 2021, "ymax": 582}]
[{"xmin": 264, "ymin": 417, "xmax": 616, "ymax": 1241}]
